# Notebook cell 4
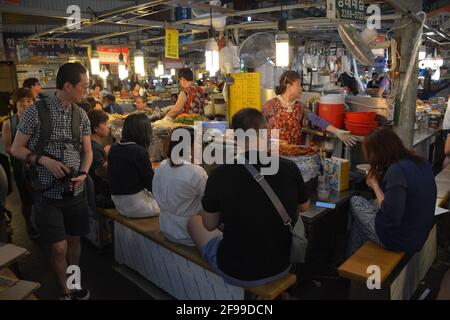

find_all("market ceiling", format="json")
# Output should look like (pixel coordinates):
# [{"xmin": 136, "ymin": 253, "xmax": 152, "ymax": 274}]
[{"xmin": 1, "ymin": 0, "xmax": 449, "ymax": 49}]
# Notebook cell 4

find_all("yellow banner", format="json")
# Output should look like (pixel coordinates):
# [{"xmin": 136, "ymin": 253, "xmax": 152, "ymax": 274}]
[{"xmin": 165, "ymin": 28, "xmax": 179, "ymax": 59}]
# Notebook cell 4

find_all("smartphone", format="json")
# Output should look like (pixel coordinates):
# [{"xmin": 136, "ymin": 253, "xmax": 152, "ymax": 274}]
[{"xmin": 315, "ymin": 201, "xmax": 336, "ymax": 209}]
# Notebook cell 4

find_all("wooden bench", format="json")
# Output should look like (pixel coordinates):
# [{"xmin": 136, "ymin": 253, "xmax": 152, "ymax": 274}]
[
  {"xmin": 338, "ymin": 225, "xmax": 437, "ymax": 300},
  {"xmin": 100, "ymin": 208, "xmax": 296, "ymax": 300},
  {"xmin": 0, "ymin": 268, "xmax": 39, "ymax": 300}
]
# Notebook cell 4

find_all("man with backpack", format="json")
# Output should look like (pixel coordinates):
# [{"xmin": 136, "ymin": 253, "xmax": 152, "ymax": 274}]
[{"xmin": 11, "ymin": 62, "xmax": 93, "ymax": 300}]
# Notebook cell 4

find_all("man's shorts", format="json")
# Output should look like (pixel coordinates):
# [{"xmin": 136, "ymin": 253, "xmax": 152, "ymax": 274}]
[
  {"xmin": 34, "ymin": 193, "xmax": 90, "ymax": 243},
  {"xmin": 201, "ymin": 236, "xmax": 290, "ymax": 288}
]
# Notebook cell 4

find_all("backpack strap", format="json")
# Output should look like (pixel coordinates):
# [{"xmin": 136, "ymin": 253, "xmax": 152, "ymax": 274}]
[
  {"xmin": 35, "ymin": 99, "xmax": 52, "ymax": 154},
  {"xmin": 71, "ymin": 103, "xmax": 81, "ymax": 152},
  {"xmin": 9, "ymin": 114, "xmax": 18, "ymax": 141}
]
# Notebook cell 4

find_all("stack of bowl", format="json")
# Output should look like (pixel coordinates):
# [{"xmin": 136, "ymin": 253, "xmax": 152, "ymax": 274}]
[{"xmin": 344, "ymin": 112, "xmax": 379, "ymax": 136}]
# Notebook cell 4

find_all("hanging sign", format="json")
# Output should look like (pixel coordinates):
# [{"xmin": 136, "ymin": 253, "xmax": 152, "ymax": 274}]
[
  {"xmin": 165, "ymin": 28, "xmax": 179, "ymax": 59},
  {"xmin": 96, "ymin": 47, "xmax": 129, "ymax": 65},
  {"xmin": 327, "ymin": 0, "xmax": 365, "ymax": 21}
]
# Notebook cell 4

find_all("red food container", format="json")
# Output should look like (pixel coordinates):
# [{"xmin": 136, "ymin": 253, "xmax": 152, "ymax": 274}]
[
  {"xmin": 345, "ymin": 112, "xmax": 377, "ymax": 123},
  {"xmin": 344, "ymin": 120, "xmax": 378, "ymax": 136}
]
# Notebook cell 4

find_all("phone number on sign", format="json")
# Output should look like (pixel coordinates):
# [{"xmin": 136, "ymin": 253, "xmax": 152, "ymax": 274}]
[{"xmin": 340, "ymin": 9, "xmax": 364, "ymax": 20}]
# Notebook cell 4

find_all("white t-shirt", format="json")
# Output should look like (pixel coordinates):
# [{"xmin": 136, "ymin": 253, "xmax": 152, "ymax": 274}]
[
  {"xmin": 442, "ymin": 99, "xmax": 450, "ymax": 130},
  {"xmin": 153, "ymin": 159, "xmax": 208, "ymax": 246}
]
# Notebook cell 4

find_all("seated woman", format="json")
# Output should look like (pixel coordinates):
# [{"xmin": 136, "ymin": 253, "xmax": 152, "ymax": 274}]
[
  {"xmin": 87, "ymin": 109, "xmax": 114, "ymax": 208},
  {"xmin": 1, "ymin": 88, "xmax": 39, "ymax": 239},
  {"xmin": 108, "ymin": 113, "xmax": 159, "ymax": 218},
  {"xmin": 153, "ymin": 126, "xmax": 207, "ymax": 246},
  {"xmin": 348, "ymin": 127, "xmax": 437, "ymax": 256}
]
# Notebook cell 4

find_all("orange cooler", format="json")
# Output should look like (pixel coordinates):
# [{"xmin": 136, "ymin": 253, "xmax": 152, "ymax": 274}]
[{"xmin": 318, "ymin": 95, "xmax": 346, "ymax": 129}]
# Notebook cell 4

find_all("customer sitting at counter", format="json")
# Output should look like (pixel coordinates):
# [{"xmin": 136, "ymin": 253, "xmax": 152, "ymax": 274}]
[
  {"xmin": 100, "ymin": 90, "xmax": 124, "ymax": 115},
  {"xmin": 153, "ymin": 126, "xmax": 208, "ymax": 246},
  {"xmin": 262, "ymin": 70, "xmax": 356, "ymax": 146},
  {"xmin": 187, "ymin": 108, "xmax": 310, "ymax": 287},
  {"xmin": 348, "ymin": 127, "xmax": 437, "ymax": 256},
  {"xmin": 108, "ymin": 113, "xmax": 160, "ymax": 218},
  {"xmin": 88, "ymin": 109, "xmax": 113, "ymax": 208},
  {"xmin": 134, "ymin": 96, "xmax": 151, "ymax": 113},
  {"xmin": 166, "ymin": 68, "xmax": 205, "ymax": 119}
]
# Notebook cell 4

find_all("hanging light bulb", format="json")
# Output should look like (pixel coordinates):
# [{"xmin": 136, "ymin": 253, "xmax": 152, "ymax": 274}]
[
  {"xmin": 90, "ymin": 43, "xmax": 100, "ymax": 75},
  {"xmin": 118, "ymin": 53, "xmax": 128, "ymax": 80},
  {"xmin": 134, "ymin": 41, "xmax": 145, "ymax": 76},
  {"xmin": 205, "ymin": 34, "xmax": 220, "ymax": 75},
  {"xmin": 99, "ymin": 65, "xmax": 109, "ymax": 79},
  {"xmin": 276, "ymin": 17, "xmax": 289, "ymax": 67},
  {"xmin": 171, "ymin": 68, "xmax": 176, "ymax": 76},
  {"xmin": 418, "ymin": 46, "xmax": 426, "ymax": 61}
]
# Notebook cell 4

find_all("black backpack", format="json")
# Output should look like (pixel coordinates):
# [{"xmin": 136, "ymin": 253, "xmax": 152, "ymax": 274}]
[{"xmin": 27, "ymin": 99, "xmax": 82, "ymax": 193}]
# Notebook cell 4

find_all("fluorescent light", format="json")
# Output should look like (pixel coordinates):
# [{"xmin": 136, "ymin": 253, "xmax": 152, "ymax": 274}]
[
  {"xmin": 205, "ymin": 37, "xmax": 219, "ymax": 75},
  {"xmin": 276, "ymin": 31, "xmax": 289, "ymax": 67},
  {"xmin": 276, "ymin": 17, "xmax": 289, "ymax": 68},
  {"xmin": 90, "ymin": 50, "xmax": 100, "ymax": 75},
  {"xmin": 134, "ymin": 41, "xmax": 145, "ymax": 76}
]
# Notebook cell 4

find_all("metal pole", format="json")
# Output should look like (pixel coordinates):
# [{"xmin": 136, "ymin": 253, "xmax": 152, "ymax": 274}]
[{"xmin": 391, "ymin": 0, "xmax": 423, "ymax": 148}]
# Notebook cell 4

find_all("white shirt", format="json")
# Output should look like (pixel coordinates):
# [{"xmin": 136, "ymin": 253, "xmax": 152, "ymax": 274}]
[
  {"xmin": 442, "ymin": 99, "xmax": 450, "ymax": 130},
  {"xmin": 153, "ymin": 159, "xmax": 208, "ymax": 246}
]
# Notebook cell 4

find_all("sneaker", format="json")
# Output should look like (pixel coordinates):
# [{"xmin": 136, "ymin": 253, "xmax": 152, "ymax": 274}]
[
  {"xmin": 59, "ymin": 293, "xmax": 74, "ymax": 300},
  {"xmin": 27, "ymin": 225, "xmax": 40, "ymax": 239},
  {"xmin": 72, "ymin": 288, "xmax": 90, "ymax": 300}
]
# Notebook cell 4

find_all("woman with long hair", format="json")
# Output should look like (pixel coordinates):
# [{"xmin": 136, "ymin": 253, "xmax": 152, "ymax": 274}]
[
  {"xmin": 108, "ymin": 113, "xmax": 159, "ymax": 218},
  {"xmin": 261, "ymin": 70, "xmax": 356, "ymax": 146},
  {"xmin": 348, "ymin": 127, "xmax": 437, "ymax": 255}
]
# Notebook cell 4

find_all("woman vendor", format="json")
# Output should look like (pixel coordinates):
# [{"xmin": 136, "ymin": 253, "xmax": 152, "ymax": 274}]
[
  {"xmin": 166, "ymin": 68, "xmax": 205, "ymax": 119},
  {"xmin": 262, "ymin": 71, "xmax": 357, "ymax": 146}
]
